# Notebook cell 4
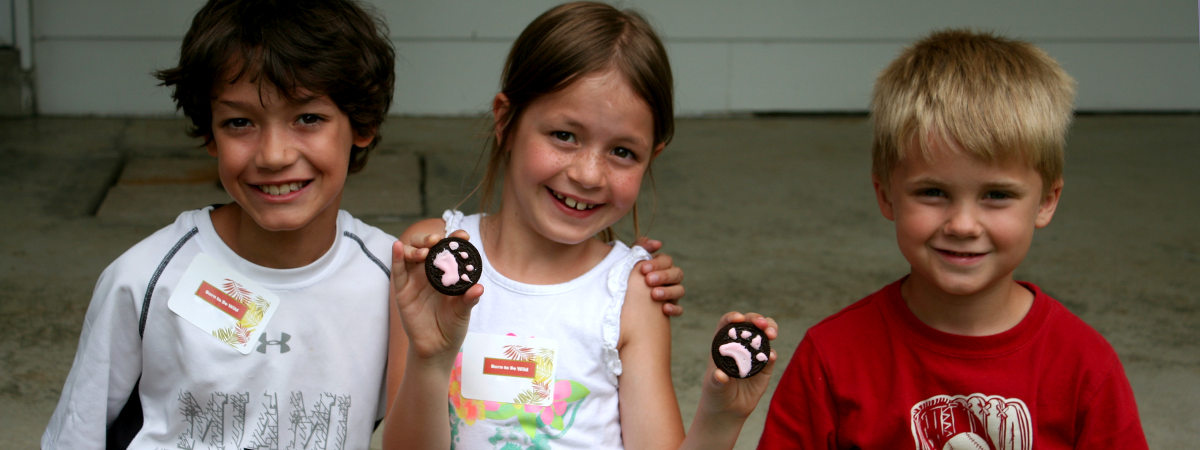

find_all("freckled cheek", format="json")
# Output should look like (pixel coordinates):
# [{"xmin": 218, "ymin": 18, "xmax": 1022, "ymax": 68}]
[
  {"xmin": 608, "ymin": 171, "xmax": 645, "ymax": 206},
  {"xmin": 511, "ymin": 143, "xmax": 563, "ymax": 182},
  {"xmin": 526, "ymin": 156, "xmax": 565, "ymax": 187}
]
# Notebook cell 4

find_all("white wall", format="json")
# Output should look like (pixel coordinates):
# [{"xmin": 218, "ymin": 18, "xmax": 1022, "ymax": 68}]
[{"xmin": 29, "ymin": 0, "xmax": 1200, "ymax": 115}]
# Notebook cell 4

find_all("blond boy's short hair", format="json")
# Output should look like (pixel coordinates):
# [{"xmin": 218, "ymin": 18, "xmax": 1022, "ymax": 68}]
[{"xmin": 871, "ymin": 29, "xmax": 1076, "ymax": 188}]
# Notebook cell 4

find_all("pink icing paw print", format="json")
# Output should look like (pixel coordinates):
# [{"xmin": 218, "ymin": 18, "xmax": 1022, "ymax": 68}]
[{"xmin": 711, "ymin": 322, "xmax": 770, "ymax": 378}]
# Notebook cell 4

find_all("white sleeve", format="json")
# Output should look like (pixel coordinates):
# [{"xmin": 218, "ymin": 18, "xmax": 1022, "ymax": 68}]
[
  {"xmin": 41, "ymin": 262, "xmax": 144, "ymax": 449},
  {"xmin": 601, "ymin": 244, "xmax": 651, "ymax": 384}
]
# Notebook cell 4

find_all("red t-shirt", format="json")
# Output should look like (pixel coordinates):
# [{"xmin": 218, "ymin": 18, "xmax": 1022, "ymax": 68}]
[{"xmin": 758, "ymin": 279, "xmax": 1147, "ymax": 450}]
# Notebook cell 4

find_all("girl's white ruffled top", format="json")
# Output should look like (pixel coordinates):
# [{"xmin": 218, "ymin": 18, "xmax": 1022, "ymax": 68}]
[{"xmin": 441, "ymin": 210, "xmax": 649, "ymax": 449}]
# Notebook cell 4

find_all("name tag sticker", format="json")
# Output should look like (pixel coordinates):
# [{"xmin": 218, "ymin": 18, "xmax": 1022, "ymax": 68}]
[
  {"xmin": 168, "ymin": 253, "xmax": 281, "ymax": 354},
  {"xmin": 461, "ymin": 333, "xmax": 558, "ymax": 406}
]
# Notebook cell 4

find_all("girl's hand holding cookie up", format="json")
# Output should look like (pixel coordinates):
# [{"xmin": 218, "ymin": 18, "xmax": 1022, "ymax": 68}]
[
  {"xmin": 680, "ymin": 312, "xmax": 779, "ymax": 450},
  {"xmin": 704, "ymin": 312, "xmax": 778, "ymax": 415},
  {"xmin": 386, "ymin": 229, "xmax": 485, "ymax": 450},
  {"xmin": 391, "ymin": 230, "xmax": 484, "ymax": 364}
]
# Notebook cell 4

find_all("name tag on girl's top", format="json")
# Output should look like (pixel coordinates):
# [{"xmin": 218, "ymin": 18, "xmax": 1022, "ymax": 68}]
[
  {"xmin": 461, "ymin": 332, "xmax": 559, "ymax": 406},
  {"xmin": 167, "ymin": 253, "xmax": 281, "ymax": 355}
]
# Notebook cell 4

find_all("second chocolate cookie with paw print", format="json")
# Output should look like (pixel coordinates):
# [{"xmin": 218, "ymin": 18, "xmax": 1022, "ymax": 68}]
[
  {"xmin": 712, "ymin": 322, "xmax": 771, "ymax": 379},
  {"xmin": 424, "ymin": 237, "xmax": 482, "ymax": 296}
]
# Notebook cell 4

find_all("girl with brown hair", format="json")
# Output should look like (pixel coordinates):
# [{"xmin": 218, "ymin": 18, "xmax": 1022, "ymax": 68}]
[{"xmin": 384, "ymin": 2, "xmax": 779, "ymax": 449}]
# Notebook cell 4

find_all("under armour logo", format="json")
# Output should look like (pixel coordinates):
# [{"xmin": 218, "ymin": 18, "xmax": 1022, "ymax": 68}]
[{"xmin": 257, "ymin": 333, "xmax": 291, "ymax": 353}]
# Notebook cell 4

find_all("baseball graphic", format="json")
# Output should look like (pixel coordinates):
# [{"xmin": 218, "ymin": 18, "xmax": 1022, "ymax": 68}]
[
  {"xmin": 943, "ymin": 432, "xmax": 990, "ymax": 450},
  {"xmin": 910, "ymin": 393, "xmax": 1031, "ymax": 450}
]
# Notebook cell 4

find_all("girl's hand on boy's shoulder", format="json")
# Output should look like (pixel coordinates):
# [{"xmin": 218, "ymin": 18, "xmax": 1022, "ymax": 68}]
[
  {"xmin": 633, "ymin": 237, "xmax": 686, "ymax": 317},
  {"xmin": 391, "ymin": 229, "xmax": 483, "ymax": 364},
  {"xmin": 702, "ymin": 312, "xmax": 779, "ymax": 419}
]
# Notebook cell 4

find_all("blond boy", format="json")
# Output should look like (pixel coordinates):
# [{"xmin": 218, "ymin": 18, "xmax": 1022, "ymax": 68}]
[{"xmin": 758, "ymin": 30, "xmax": 1148, "ymax": 449}]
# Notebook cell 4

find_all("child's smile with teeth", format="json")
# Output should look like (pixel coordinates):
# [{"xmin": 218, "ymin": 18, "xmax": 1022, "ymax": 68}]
[
  {"xmin": 256, "ymin": 181, "xmax": 309, "ymax": 196},
  {"xmin": 496, "ymin": 70, "xmax": 660, "ymax": 246},
  {"xmin": 550, "ymin": 188, "xmax": 598, "ymax": 210},
  {"xmin": 207, "ymin": 76, "xmax": 374, "ymax": 232}
]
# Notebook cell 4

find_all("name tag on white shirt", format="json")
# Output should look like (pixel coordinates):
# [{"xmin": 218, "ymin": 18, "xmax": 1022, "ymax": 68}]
[
  {"xmin": 167, "ymin": 253, "xmax": 281, "ymax": 355},
  {"xmin": 461, "ymin": 332, "xmax": 559, "ymax": 406}
]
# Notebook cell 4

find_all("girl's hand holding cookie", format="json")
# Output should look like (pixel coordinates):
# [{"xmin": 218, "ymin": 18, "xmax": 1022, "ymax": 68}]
[
  {"xmin": 703, "ymin": 312, "xmax": 779, "ymax": 419},
  {"xmin": 391, "ymin": 230, "xmax": 484, "ymax": 364},
  {"xmin": 679, "ymin": 312, "xmax": 779, "ymax": 450}
]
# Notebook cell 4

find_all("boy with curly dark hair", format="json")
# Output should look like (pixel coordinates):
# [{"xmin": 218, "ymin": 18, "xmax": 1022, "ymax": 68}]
[{"xmin": 43, "ymin": 1, "xmax": 398, "ymax": 448}]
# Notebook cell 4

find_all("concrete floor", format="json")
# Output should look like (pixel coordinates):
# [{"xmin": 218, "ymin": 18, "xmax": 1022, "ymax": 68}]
[{"xmin": 1, "ymin": 115, "xmax": 1197, "ymax": 449}]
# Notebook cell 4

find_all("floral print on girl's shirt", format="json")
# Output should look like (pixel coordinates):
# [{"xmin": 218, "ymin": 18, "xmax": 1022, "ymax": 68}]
[{"xmin": 448, "ymin": 349, "xmax": 591, "ymax": 449}]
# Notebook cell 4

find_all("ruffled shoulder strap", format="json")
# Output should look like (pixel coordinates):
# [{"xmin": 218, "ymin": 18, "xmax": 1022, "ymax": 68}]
[
  {"xmin": 600, "ymin": 244, "xmax": 651, "ymax": 384},
  {"xmin": 442, "ymin": 210, "xmax": 465, "ymax": 235}
]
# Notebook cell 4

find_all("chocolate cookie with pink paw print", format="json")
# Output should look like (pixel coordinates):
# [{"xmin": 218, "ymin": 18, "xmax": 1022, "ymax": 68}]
[
  {"xmin": 424, "ymin": 237, "xmax": 482, "ymax": 296},
  {"xmin": 712, "ymin": 322, "xmax": 770, "ymax": 378}
]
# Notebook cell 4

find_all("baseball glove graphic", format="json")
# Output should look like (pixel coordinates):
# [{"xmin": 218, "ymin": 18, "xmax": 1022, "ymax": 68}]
[{"xmin": 910, "ymin": 393, "xmax": 1031, "ymax": 450}]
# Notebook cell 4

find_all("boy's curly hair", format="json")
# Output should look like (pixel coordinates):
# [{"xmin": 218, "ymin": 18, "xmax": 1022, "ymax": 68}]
[
  {"xmin": 157, "ymin": 0, "xmax": 395, "ymax": 173},
  {"xmin": 872, "ymin": 29, "xmax": 1076, "ymax": 189}
]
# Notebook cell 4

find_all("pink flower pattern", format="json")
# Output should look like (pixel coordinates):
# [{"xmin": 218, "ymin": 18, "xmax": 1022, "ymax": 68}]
[
  {"xmin": 447, "ymin": 335, "xmax": 591, "ymax": 443},
  {"xmin": 448, "ymin": 351, "xmax": 487, "ymax": 424},
  {"xmin": 521, "ymin": 380, "xmax": 572, "ymax": 425}
]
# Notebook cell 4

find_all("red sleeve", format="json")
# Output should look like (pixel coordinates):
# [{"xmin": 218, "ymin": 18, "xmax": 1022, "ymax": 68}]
[
  {"xmin": 757, "ymin": 333, "xmax": 837, "ymax": 450},
  {"xmin": 1074, "ymin": 358, "xmax": 1148, "ymax": 449}
]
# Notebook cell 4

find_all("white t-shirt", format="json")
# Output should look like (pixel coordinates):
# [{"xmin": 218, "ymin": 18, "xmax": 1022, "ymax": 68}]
[
  {"xmin": 442, "ymin": 211, "xmax": 649, "ymax": 450},
  {"xmin": 43, "ymin": 207, "xmax": 394, "ymax": 450}
]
